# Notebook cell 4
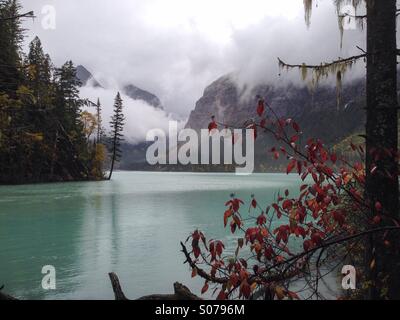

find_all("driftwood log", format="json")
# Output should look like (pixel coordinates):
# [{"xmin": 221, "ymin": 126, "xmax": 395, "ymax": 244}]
[
  {"xmin": 0, "ymin": 274, "xmax": 201, "ymax": 301},
  {"xmin": 108, "ymin": 272, "xmax": 202, "ymax": 300}
]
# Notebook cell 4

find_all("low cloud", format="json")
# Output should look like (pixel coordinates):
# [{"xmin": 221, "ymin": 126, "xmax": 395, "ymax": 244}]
[
  {"xmin": 79, "ymin": 85, "xmax": 185, "ymax": 145},
  {"xmin": 22, "ymin": 0, "xmax": 373, "ymax": 119}
]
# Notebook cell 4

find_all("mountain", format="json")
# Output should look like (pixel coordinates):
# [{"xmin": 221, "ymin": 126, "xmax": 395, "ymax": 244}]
[
  {"xmin": 185, "ymin": 74, "xmax": 365, "ymax": 143},
  {"xmin": 123, "ymin": 84, "xmax": 163, "ymax": 109},
  {"xmin": 119, "ymin": 74, "xmax": 369, "ymax": 172},
  {"xmin": 183, "ymin": 74, "xmax": 368, "ymax": 171},
  {"xmin": 76, "ymin": 65, "xmax": 103, "ymax": 88}
]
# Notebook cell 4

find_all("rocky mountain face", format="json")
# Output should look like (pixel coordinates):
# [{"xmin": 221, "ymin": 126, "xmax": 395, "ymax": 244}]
[
  {"xmin": 182, "ymin": 74, "xmax": 368, "ymax": 171},
  {"xmin": 123, "ymin": 84, "xmax": 163, "ymax": 109},
  {"xmin": 185, "ymin": 74, "xmax": 366, "ymax": 145},
  {"xmin": 76, "ymin": 65, "xmax": 103, "ymax": 88}
]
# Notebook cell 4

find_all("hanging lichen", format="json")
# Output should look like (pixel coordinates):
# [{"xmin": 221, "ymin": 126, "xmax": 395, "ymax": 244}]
[
  {"xmin": 303, "ymin": 0, "xmax": 313, "ymax": 28},
  {"xmin": 335, "ymin": 0, "xmax": 366, "ymax": 48},
  {"xmin": 279, "ymin": 0, "xmax": 366, "ymax": 110},
  {"xmin": 301, "ymin": 63, "xmax": 308, "ymax": 81}
]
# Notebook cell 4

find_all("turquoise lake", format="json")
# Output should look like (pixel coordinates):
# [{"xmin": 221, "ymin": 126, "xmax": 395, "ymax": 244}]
[{"xmin": 0, "ymin": 171, "xmax": 314, "ymax": 300}]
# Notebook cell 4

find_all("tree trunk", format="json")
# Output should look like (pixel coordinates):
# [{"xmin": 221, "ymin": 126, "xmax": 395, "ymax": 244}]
[
  {"xmin": 108, "ymin": 135, "xmax": 117, "ymax": 180},
  {"xmin": 365, "ymin": 0, "xmax": 399, "ymax": 300}
]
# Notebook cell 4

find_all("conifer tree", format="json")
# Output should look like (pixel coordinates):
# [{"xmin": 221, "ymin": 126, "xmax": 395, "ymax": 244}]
[
  {"xmin": 96, "ymin": 98, "xmax": 103, "ymax": 143},
  {"xmin": 0, "ymin": 0, "xmax": 24, "ymax": 96},
  {"xmin": 0, "ymin": 2, "xmax": 105, "ymax": 183},
  {"xmin": 27, "ymin": 36, "xmax": 52, "ymax": 104},
  {"xmin": 108, "ymin": 92, "xmax": 124, "ymax": 180}
]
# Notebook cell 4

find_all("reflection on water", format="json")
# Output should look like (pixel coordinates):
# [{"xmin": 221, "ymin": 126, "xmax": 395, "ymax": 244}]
[{"xmin": 1, "ymin": 172, "xmax": 306, "ymax": 300}]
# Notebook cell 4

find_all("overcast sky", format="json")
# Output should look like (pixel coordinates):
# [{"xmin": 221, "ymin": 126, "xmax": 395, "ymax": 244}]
[
  {"xmin": 20, "ymin": 1, "xmax": 367, "ymax": 114},
  {"xmin": 18, "ymin": 1, "xmax": 368, "ymax": 143}
]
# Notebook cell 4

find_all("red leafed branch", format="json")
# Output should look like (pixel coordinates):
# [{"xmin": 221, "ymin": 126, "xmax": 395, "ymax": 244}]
[{"xmin": 181, "ymin": 97, "xmax": 400, "ymax": 300}]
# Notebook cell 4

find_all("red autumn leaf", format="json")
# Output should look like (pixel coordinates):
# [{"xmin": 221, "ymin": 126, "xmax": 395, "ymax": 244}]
[
  {"xmin": 216, "ymin": 241, "xmax": 224, "ymax": 257},
  {"xmin": 287, "ymin": 291, "xmax": 300, "ymax": 300},
  {"xmin": 257, "ymin": 214, "xmax": 267, "ymax": 225},
  {"xmin": 333, "ymin": 211, "xmax": 345, "ymax": 226},
  {"xmin": 375, "ymin": 201, "xmax": 382, "ymax": 212},
  {"xmin": 251, "ymin": 198, "xmax": 257, "ymax": 208},
  {"xmin": 257, "ymin": 99, "xmax": 265, "ymax": 117},
  {"xmin": 300, "ymin": 184, "xmax": 308, "ymax": 192},
  {"xmin": 240, "ymin": 280, "xmax": 251, "ymax": 299},
  {"xmin": 230, "ymin": 273, "xmax": 239, "ymax": 286},
  {"xmin": 287, "ymin": 159, "xmax": 296, "ymax": 174},
  {"xmin": 303, "ymin": 239, "xmax": 313, "ymax": 251},
  {"xmin": 193, "ymin": 246, "xmax": 201, "ymax": 258},
  {"xmin": 292, "ymin": 122, "xmax": 300, "ymax": 132},
  {"xmin": 297, "ymin": 161, "xmax": 303, "ymax": 175},
  {"xmin": 208, "ymin": 121, "xmax": 218, "ymax": 133},
  {"xmin": 373, "ymin": 215, "xmax": 382, "ymax": 225},
  {"xmin": 224, "ymin": 209, "xmax": 233, "ymax": 227},
  {"xmin": 216, "ymin": 290, "xmax": 227, "ymax": 300},
  {"xmin": 227, "ymin": 198, "xmax": 244, "ymax": 212},
  {"xmin": 282, "ymin": 199, "xmax": 293, "ymax": 210},
  {"xmin": 272, "ymin": 203, "xmax": 282, "ymax": 219},
  {"xmin": 294, "ymin": 226, "xmax": 307, "ymax": 239},
  {"xmin": 233, "ymin": 215, "xmax": 242, "ymax": 227},
  {"xmin": 323, "ymin": 196, "xmax": 332, "ymax": 205},
  {"xmin": 290, "ymin": 135, "xmax": 299, "ymax": 144},
  {"xmin": 311, "ymin": 232, "xmax": 323, "ymax": 246},
  {"xmin": 251, "ymin": 124, "xmax": 258, "ymax": 140},
  {"xmin": 331, "ymin": 153, "xmax": 337, "ymax": 164}
]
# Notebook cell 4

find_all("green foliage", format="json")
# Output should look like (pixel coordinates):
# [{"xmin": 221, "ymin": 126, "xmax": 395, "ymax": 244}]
[{"xmin": 0, "ymin": 1, "xmax": 105, "ymax": 183}]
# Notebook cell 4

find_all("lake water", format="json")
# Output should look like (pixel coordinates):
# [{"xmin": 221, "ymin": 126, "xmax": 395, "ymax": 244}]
[{"xmin": 0, "ymin": 171, "xmax": 319, "ymax": 300}]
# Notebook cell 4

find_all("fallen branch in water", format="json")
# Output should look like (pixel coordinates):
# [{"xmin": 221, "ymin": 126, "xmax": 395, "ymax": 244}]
[
  {"xmin": 0, "ymin": 285, "xmax": 18, "ymax": 300},
  {"xmin": 108, "ymin": 272, "xmax": 202, "ymax": 300}
]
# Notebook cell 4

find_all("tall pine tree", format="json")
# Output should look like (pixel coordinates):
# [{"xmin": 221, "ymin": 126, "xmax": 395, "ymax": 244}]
[{"xmin": 108, "ymin": 92, "xmax": 124, "ymax": 180}]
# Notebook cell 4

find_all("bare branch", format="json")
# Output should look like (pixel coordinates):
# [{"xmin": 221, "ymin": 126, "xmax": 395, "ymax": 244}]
[
  {"xmin": 261, "ymin": 226, "xmax": 400, "ymax": 276},
  {"xmin": 0, "ymin": 11, "xmax": 35, "ymax": 22},
  {"xmin": 278, "ymin": 54, "xmax": 366, "ymax": 71},
  {"xmin": 108, "ymin": 272, "xmax": 129, "ymax": 300}
]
